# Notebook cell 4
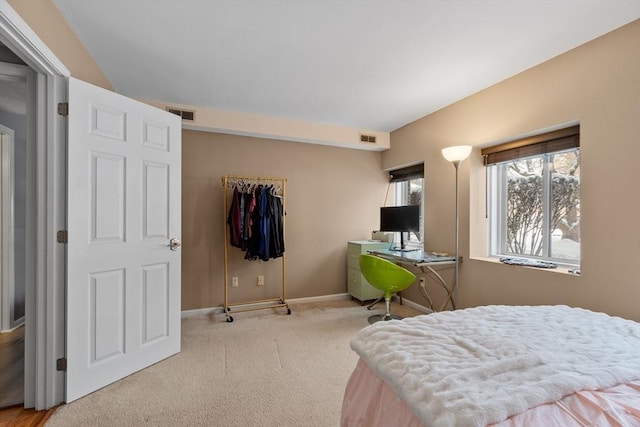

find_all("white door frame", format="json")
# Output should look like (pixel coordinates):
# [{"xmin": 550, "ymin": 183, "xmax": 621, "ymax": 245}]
[
  {"xmin": 0, "ymin": 0, "xmax": 68, "ymax": 410},
  {"xmin": 0, "ymin": 123, "xmax": 16, "ymax": 332}
]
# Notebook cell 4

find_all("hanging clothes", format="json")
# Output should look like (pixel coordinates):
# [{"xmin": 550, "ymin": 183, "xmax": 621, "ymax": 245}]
[
  {"xmin": 268, "ymin": 190, "xmax": 285, "ymax": 259},
  {"xmin": 258, "ymin": 185, "xmax": 270, "ymax": 260},
  {"xmin": 226, "ymin": 187, "xmax": 241, "ymax": 248},
  {"xmin": 245, "ymin": 185, "xmax": 262, "ymax": 261},
  {"xmin": 240, "ymin": 189, "xmax": 255, "ymax": 251},
  {"xmin": 226, "ymin": 181, "xmax": 285, "ymax": 261}
]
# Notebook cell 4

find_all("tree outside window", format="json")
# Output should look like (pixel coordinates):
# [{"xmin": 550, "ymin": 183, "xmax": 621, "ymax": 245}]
[{"xmin": 495, "ymin": 149, "xmax": 580, "ymax": 264}]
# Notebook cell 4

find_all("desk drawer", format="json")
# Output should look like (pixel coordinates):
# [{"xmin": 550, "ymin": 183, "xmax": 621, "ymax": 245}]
[
  {"xmin": 347, "ymin": 250, "xmax": 361, "ymax": 270},
  {"xmin": 347, "ymin": 241, "xmax": 391, "ymax": 269},
  {"xmin": 347, "ymin": 267, "xmax": 382, "ymax": 302}
]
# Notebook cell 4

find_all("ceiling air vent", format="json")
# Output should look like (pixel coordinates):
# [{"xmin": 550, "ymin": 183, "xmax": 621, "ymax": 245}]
[
  {"xmin": 360, "ymin": 134, "xmax": 377, "ymax": 144},
  {"xmin": 166, "ymin": 107, "xmax": 195, "ymax": 121}
]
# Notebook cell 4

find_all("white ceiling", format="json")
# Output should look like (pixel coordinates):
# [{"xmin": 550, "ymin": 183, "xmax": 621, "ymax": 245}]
[{"xmin": 51, "ymin": 0, "xmax": 639, "ymax": 132}]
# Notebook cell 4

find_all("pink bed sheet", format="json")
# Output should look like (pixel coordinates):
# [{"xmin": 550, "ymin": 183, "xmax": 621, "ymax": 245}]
[{"xmin": 341, "ymin": 358, "xmax": 640, "ymax": 427}]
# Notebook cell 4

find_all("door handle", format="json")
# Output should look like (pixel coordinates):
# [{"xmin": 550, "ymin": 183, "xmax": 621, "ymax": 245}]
[{"xmin": 169, "ymin": 238, "xmax": 181, "ymax": 251}]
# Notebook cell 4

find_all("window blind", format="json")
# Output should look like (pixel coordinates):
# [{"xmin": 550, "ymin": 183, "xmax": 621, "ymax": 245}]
[
  {"xmin": 481, "ymin": 125, "xmax": 580, "ymax": 165},
  {"xmin": 388, "ymin": 163, "xmax": 424, "ymax": 182}
]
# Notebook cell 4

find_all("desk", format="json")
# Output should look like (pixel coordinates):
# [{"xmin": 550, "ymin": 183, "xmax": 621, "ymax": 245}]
[{"xmin": 368, "ymin": 249, "xmax": 457, "ymax": 312}]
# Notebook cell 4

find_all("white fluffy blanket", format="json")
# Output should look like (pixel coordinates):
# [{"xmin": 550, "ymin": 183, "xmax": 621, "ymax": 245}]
[{"xmin": 350, "ymin": 305, "xmax": 640, "ymax": 427}]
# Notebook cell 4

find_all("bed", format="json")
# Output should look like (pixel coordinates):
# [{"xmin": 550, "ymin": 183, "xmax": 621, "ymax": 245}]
[{"xmin": 341, "ymin": 305, "xmax": 640, "ymax": 427}]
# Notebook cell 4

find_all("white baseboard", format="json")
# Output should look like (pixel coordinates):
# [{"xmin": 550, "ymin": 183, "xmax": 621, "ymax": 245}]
[
  {"xmin": 288, "ymin": 293, "xmax": 351, "ymax": 304},
  {"xmin": 181, "ymin": 307, "xmax": 223, "ymax": 318},
  {"xmin": 181, "ymin": 293, "xmax": 352, "ymax": 318},
  {"xmin": 0, "ymin": 320, "xmax": 25, "ymax": 333}
]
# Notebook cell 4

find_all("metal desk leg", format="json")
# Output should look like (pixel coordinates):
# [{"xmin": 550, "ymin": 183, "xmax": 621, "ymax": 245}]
[{"xmin": 420, "ymin": 265, "xmax": 456, "ymax": 311}]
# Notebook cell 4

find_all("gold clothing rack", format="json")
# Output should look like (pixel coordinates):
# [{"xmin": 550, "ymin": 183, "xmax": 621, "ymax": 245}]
[{"xmin": 221, "ymin": 174, "xmax": 289, "ymax": 322}]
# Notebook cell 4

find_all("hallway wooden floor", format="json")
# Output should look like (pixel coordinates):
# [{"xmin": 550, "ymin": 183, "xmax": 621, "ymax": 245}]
[
  {"xmin": 0, "ymin": 326, "xmax": 23, "ymax": 409},
  {"xmin": 0, "ymin": 404, "xmax": 56, "ymax": 427},
  {"xmin": 0, "ymin": 327, "xmax": 53, "ymax": 426}
]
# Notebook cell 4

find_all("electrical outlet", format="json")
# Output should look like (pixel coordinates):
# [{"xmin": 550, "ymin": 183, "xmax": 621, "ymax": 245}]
[
  {"xmin": 232, "ymin": 277, "xmax": 239, "ymax": 287},
  {"xmin": 257, "ymin": 275, "xmax": 264, "ymax": 286}
]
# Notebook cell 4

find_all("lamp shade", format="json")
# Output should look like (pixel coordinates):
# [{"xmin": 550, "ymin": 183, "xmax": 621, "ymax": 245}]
[{"xmin": 442, "ymin": 145, "xmax": 472, "ymax": 162}]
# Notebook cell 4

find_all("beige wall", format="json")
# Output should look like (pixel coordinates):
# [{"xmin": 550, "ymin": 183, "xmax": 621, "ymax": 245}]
[
  {"xmin": 8, "ymin": 0, "xmax": 113, "ymax": 90},
  {"xmin": 11, "ymin": 0, "xmax": 638, "ymax": 318},
  {"xmin": 9, "ymin": 0, "xmax": 389, "ymax": 311},
  {"xmin": 385, "ymin": 20, "xmax": 640, "ymax": 321},
  {"xmin": 182, "ymin": 130, "xmax": 388, "ymax": 310},
  {"xmin": 143, "ymin": 99, "xmax": 390, "ymax": 152}
]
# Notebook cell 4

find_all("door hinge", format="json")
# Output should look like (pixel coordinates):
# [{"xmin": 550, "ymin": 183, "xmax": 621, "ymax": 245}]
[
  {"xmin": 56, "ymin": 357, "xmax": 67, "ymax": 371},
  {"xmin": 57, "ymin": 102, "xmax": 68, "ymax": 116},
  {"xmin": 57, "ymin": 230, "xmax": 68, "ymax": 244}
]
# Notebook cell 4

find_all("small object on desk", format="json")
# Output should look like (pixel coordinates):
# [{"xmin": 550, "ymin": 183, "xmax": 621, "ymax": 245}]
[
  {"xmin": 430, "ymin": 252, "xmax": 449, "ymax": 257},
  {"xmin": 371, "ymin": 231, "xmax": 393, "ymax": 242}
]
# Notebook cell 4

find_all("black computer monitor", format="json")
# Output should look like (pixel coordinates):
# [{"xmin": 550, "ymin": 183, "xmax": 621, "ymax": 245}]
[{"xmin": 379, "ymin": 205, "xmax": 420, "ymax": 250}]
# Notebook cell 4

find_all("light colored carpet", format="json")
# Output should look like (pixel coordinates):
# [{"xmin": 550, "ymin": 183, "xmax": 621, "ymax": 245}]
[{"xmin": 46, "ymin": 298, "xmax": 423, "ymax": 426}]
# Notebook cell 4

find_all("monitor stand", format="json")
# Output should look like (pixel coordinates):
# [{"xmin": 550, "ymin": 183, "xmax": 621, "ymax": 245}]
[{"xmin": 391, "ymin": 232, "xmax": 419, "ymax": 252}]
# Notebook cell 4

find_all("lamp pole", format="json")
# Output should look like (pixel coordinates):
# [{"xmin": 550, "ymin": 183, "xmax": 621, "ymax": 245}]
[
  {"xmin": 452, "ymin": 160, "xmax": 461, "ymax": 310},
  {"xmin": 441, "ymin": 145, "xmax": 472, "ymax": 311}
]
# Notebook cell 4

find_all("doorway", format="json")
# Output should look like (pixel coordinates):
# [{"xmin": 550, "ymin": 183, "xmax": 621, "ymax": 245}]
[
  {"xmin": 0, "ymin": 2, "xmax": 181, "ymax": 409},
  {"xmin": 0, "ymin": 51, "xmax": 31, "ymax": 409},
  {"xmin": 0, "ymin": 3, "xmax": 68, "ymax": 410}
]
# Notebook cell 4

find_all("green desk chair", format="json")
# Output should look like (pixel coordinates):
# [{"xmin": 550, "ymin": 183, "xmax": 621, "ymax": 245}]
[{"xmin": 359, "ymin": 254, "xmax": 416, "ymax": 324}]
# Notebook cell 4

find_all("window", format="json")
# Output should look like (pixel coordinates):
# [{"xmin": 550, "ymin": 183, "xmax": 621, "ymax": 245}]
[
  {"xmin": 388, "ymin": 164, "xmax": 424, "ymax": 249},
  {"xmin": 483, "ymin": 126, "xmax": 580, "ymax": 266}
]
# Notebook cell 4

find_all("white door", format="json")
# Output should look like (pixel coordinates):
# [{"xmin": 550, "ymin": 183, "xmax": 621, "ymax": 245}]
[{"xmin": 66, "ymin": 77, "xmax": 181, "ymax": 402}]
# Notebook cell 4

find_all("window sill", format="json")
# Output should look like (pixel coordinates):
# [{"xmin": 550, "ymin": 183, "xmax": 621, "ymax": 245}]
[{"xmin": 470, "ymin": 256, "xmax": 581, "ymax": 276}]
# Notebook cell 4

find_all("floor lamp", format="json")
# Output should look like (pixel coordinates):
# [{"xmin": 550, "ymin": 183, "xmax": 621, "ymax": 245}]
[{"xmin": 441, "ymin": 145, "xmax": 472, "ymax": 310}]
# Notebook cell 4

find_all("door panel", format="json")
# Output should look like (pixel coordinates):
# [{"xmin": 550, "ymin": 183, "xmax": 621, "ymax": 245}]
[
  {"xmin": 89, "ymin": 269, "xmax": 125, "ymax": 363},
  {"xmin": 66, "ymin": 77, "xmax": 181, "ymax": 402},
  {"xmin": 91, "ymin": 152, "xmax": 125, "ymax": 242},
  {"xmin": 141, "ymin": 263, "xmax": 169, "ymax": 344},
  {"xmin": 142, "ymin": 162, "xmax": 169, "ymax": 239}
]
